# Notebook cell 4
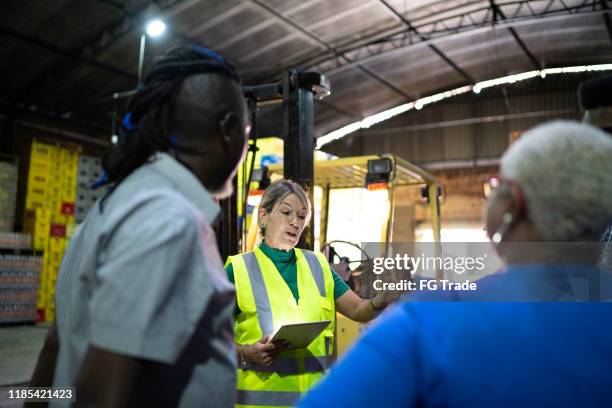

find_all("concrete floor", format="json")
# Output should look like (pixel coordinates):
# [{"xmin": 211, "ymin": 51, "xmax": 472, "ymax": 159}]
[
  {"xmin": 0, "ymin": 323, "xmax": 49, "ymax": 386},
  {"xmin": 0, "ymin": 324, "xmax": 48, "ymax": 407}
]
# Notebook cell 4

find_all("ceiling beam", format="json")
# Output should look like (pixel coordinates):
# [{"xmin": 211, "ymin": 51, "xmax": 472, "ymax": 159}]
[
  {"xmin": 185, "ymin": 2, "xmax": 248, "ymax": 38},
  {"xmin": 16, "ymin": 0, "xmax": 193, "ymax": 102},
  {"xmin": 601, "ymin": 0, "xmax": 612, "ymax": 45},
  {"xmin": 248, "ymin": 0, "xmax": 411, "ymax": 100},
  {"xmin": 604, "ymin": 13, "xmax": 612, "ymax": 45},
  {"xmin": 490, "ymin": 0, "xmax": 541, "ymax": 70},
  {"xmin": 377, "ymin": 0, "xmax": 475, "ymax": 83},
  {"xmin": 215, "ymin": 0, "xmax": 323, "ymax": 52},
  {"xmin": 355, "ymin": 64, "xmax": 411, "ymax": 98},
  {"xmin": 507, "ymin": 26, "xmax": 541, "ymax": 70},
  {"xmin": 360, "ymin": 109, "xmax": 576, "ymax": 136},
  {"xmin": 247, "ymin": 0, "xmax": 327, "ymax": 50},
  {"xmin": 315, "ymin": 99, "xmax": 362, "ymax": 121},
  {"xmin": 241, "ymin": 0, "xmax": 371, "ymax": 62},
  {"xmin": 300, "ymin": 0, "xmax": 603, "ymax": 80},
  {"xmin": 0, "ymin": 98, "xmax": 109, "ymax": 134},
  {"xmin": 95, "ymin": 0, "xmax": 127, "ymax": 12},
  {"xmin": 0, "ymin": 25, "xmax": 135, "ymax": 81}
]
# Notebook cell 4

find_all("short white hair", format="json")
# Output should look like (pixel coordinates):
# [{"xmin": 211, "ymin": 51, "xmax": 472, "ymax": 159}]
[{"xmin": 500, "ymin": 120, "xmax": 612, "ymax": 241}]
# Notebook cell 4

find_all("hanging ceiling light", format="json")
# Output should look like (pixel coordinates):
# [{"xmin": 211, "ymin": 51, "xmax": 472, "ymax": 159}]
[{"xmin": 146, "ymin": 19, "xmax": 166, "ymax": 37}]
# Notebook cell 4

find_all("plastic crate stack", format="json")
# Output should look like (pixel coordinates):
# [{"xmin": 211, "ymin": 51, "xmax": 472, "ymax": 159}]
[
  {"xmin": 0, "ymin": 160, "xmax": 18, "ymax": 231},
  {"xmin": 23, "ymin": 141, "xmax": 79, "ymax": 322},
  {"xmin": 0, "ymin": 233, "xmax": 42, "ymax": 324},
  {"xmin": 0, "ymin": 233, "xmax": 31, "ymax": 249},
  {"xmin": 75, "ymin": 155, "xmax": 108, "ymax": 224}
]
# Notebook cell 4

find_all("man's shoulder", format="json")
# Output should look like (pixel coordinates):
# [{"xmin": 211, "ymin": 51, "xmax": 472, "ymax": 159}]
[{"xmin": 107, "ymin": 186, "xmax": 200, "ymax": 224}]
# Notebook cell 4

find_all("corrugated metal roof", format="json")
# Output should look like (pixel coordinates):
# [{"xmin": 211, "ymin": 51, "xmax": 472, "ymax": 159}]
[{"xmin": 0, "ymin": 0, "xmax": 609, "ymax": 141}]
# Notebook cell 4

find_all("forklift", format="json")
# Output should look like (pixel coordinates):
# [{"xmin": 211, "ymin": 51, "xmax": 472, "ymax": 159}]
[
  {"xmin": 263, "ymin": 154, "xmax": 442, "ymax": 355},
  {"xmin": 220, "ymin": 69, "xmax": 442, "ymax": 356}
]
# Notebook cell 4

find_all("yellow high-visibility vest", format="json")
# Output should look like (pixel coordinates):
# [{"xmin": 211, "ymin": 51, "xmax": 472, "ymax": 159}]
[{"xmin": 227, "ymin": 246, "xmax": 336, "ymax": 408}]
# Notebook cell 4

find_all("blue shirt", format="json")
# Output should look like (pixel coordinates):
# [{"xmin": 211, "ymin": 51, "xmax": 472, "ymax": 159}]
[{"xmin": 299, "ymin": 264, "xmax": 612, "ymax": 408}]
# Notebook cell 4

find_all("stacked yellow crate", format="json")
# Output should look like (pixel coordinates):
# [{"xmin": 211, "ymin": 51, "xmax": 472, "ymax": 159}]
[
  {"xmin": 66, "ymin": 223, "xmax": 78, "ymax": 241},
  {"xmin": 25, "ymin": 142, "xmax": 53, "ymax": 212},
  {"xmin": 44, "ymin": 236, "xmax": 67, "ymax": 321},
  {"xmin": 32, "ymin": 208, "xmax": 51, "ymax": 251},
  {"xmin": 25, "ymin": 140, "xmax": 79, "ymax": 321},
  {"xmin": 36, "ymin": 247, "xmax": 50, "ymax": 314}
]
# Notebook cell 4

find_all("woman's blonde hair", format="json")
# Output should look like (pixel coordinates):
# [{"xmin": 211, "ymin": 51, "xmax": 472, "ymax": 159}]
[{"xmin": 259, "ymin": 179, "xmax": 311, "ymax": 236}]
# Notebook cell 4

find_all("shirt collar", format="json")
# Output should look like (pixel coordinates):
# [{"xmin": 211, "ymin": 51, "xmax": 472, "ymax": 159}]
[
  {"xmin": 146, "ymin": 153, "xmax": 221, "ymax": 225},
  {"xmin": 259, "ymin": 240, "xmax": 295, "ymax": 262}
]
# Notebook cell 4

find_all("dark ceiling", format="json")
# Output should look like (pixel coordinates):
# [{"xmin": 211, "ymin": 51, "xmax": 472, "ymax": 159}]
[{"xmin": 1, "ymin": 0, "xmax": 610, "ymax": 141}]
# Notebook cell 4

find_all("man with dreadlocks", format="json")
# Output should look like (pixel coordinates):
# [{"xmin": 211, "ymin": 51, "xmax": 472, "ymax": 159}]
[{"xmin": 29, "ymin": 45, "xmax": 249, "ymax": 407}]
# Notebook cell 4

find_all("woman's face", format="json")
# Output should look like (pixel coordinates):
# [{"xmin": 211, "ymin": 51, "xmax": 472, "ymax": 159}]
[{"xmin": 260, "ymin": 193, "xmax": 309, "ymax": 250}]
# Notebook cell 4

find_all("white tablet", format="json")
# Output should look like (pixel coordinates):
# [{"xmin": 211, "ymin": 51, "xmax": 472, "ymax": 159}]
[{"xmin": 269, "ymin": 320, "xmax": 331, "ymax": 350}]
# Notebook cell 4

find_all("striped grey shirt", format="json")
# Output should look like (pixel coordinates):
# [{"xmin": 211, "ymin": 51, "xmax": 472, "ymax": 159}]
[{"xmin": 51, "ymin": 153, "xmax": 236, "ymax": 407}]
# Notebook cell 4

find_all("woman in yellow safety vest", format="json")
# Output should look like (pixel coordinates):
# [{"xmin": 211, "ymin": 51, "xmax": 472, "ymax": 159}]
[{"xmin": 226, "ymin": 179, "xmax": 393, "ymax": 408}]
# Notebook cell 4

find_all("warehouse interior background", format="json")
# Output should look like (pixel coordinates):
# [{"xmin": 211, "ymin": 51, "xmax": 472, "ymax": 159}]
[{"xmin": 0, "ymin": 0, "xmax": 611, "ymax": 390}]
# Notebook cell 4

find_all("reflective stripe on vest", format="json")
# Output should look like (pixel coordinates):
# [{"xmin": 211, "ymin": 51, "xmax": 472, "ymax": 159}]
[
  {"xmin": 246, "ymin": 355, "xmax": 328, "ymax": 374},
  {"xmin": 245, "ymin": 337, "xmax": 331, "ymax": 374},
  {"xmin": 242, "ymin": 252, "xmax": 274, "ymax": 336},
  {"xmin": 241, "ymin": 250, "xmax": 327, "ymax": 337},
  {"xmin": 236, "ymin": 390, "xmax": 301, "ymax": 407},
  {"xmin": 301, "ymin": 250, "xmax": 326, "ymax": 296},
  {"xmin": 233, "ymin": 248, "xmax": 335, "ymax": 407}
]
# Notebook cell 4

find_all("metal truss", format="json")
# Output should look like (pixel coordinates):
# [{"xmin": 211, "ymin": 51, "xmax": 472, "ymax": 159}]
[
  {"xmin": 601, "ymin": 0, "xmax": 612, "ymax": 44},
  {"xmin": 248, "ymin": 0, "xmax": 412, "ymax": 104},
  {"xmin": 490, "ymin": 0, "xmax": 541, "ymax": 69},
  {"xmin": 299, "ymin": 0, "xmax": 609, "ymax": 76},
  {"xmin": 378, "ymin": 0, "xmax": 475, "ymax": 83}
]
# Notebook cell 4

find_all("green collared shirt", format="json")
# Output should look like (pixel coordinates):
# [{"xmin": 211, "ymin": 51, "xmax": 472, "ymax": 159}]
[{"xmin": 226, "ymin": 241, "xmax": 350, "ymax": 314}]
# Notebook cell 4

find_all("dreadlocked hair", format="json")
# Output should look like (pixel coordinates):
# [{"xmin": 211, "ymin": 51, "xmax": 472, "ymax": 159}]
[{"xmin": 101, "ymin": 45, "xmax": 240, "ymax": 188}]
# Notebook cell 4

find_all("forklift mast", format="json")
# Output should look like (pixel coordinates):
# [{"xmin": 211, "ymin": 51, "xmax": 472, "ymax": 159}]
[{"xmin": 216, "ymin": 69, "xmax": 330, "ymax": 260}]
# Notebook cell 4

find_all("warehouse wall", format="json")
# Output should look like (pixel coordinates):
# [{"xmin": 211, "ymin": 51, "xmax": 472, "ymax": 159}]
[
  {"xmin": 0, "ymin": 112, "xmax": 109, "ymax": 232},
  {"xmin": 323, "ymin": 75, "xmax": 586, "ymax": 166},
  {"xmin": 322, "ymin": 75, "xmax": 595, "ymax": 227},
  {"xmin": 394, "ymin": 166, "xmax": 499, "ymax": 225}
]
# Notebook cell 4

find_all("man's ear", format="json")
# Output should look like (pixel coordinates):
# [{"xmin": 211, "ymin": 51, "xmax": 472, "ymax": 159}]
[
  {"xmin": 507, "ymin": 183, "xmax": 527, "ymax": 220},
  {"xmin": 218, "ymin": 111, "xmax": 242, "ymax": 152}
]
